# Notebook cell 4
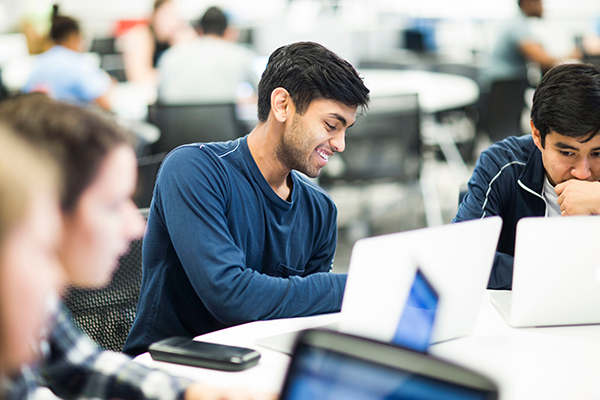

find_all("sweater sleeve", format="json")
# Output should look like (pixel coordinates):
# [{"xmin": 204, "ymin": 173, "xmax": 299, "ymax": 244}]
[{"xmin": 155, "ymin": 147, "xmax": 346, "ymax": 326}]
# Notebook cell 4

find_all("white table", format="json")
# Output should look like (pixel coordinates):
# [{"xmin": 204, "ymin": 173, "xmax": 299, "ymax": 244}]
[
  {"xmin": 135, "ymin": 291, "xmax": 600, "ymax": 399},
  {"xmin": 359, "ymin": 69, "xmax": 479, "ymax": 113},
  {"xmin": 358, "ymin": 68, "xmax": 480, "ymax": 226}
]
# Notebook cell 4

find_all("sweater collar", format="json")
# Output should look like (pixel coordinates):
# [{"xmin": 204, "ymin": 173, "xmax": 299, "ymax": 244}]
[{"xmin": 518, "ymin": 143, "xmax": 545, "ymax": 196}]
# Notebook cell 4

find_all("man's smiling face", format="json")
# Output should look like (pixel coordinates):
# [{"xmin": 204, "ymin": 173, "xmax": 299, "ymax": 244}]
[{"xmin": 276, "ymin": 98, "xmax": 357, "ymax": 178}]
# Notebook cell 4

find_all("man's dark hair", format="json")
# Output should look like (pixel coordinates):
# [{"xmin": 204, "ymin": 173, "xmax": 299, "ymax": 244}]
[
  {"xmin": 531, "ymin": 63, "xmax": 600, "ymax": 147},
  {"xmin": 0, "ymin": 94, "xmax": 133, "ymax": 212},
  {"xmin": 153, "ymin": 0, "xmax": 170, "ymax": 12},
  {"xmin": 257, "ymin": 42, "xmax": 370, "ymax": 122},
  {"xmin": 50, "ymin": 4, "xmax": 80, "ymax": 44},
  {"xmin": 199, "ymin": 6, "xmax": 227, "ymax": 36}
]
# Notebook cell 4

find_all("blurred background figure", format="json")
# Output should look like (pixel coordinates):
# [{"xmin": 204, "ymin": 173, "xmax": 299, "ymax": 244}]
[
  {"xmin": 120, "ymin": 0, "xmax": 196, "ymax": 85},
  {"xmin": 157, "ymin": 5, "xmax": 259, "ymax": 105},
  {"xmin": 22, "ymin": 4, "xmax": 113, "ymax": 110},
  {"xmin": 581, "ymin": 14, "xmax": 600, "ymax": 56},
  {"xmin": 0, "ymin": 126, "xmax": 64, "ymax": 376},
  {"xmin": 485, "ymin": 0, "xmax": 580, "ymax": 85},
  {"xmin": 476, "ymin": 0, "xmax": 582, "ymax": 144}
]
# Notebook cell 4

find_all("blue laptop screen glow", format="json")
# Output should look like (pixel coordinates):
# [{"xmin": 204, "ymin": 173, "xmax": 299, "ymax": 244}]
[
  {"xmin": 283, "ymin": 346, "xmax": 490, "ymax": 400},
  {"xmin": 392, "ymin": 268, "xmax": 439, "ymax": 352}
]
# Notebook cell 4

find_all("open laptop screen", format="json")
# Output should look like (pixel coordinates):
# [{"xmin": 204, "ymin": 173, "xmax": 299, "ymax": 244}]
[
  {"xmin": 392, "ymin": 268, "xmax": 439, "ymax": 352},
  {"xmin": 282, "ymin": 342, "xmax": 492, "ymax": 400}
]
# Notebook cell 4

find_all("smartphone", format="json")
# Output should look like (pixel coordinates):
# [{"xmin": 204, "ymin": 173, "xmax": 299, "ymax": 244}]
[{"xmin": 148, "ymin": 336, "xmax": 261, "ymax": 371}]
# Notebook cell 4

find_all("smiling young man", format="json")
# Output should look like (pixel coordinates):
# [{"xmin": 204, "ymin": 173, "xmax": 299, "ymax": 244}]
[
  {"xmin": 124, "ymin": 42, "xmax": 370, "ymax": 356},
  {"xmin": 455, "ymin": 63, "xmax": 600, "ymax": 290}
]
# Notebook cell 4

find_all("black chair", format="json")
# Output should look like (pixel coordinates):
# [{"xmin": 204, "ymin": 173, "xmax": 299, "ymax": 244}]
[
  {"xmin": 478, "ymin": 78, "xmax": 529, "ymax": 143},
  {"xmin": 90, "ymin": 37, "xmax": 117, "ymax": 55},
  {"xmin": 134, "ymin": 152, "xmax": 167, "ymax": 209},
  {"xmin": 320, "ymin": 94, "xmax": 421, "ymax": 186},
  {"xmin": 100, "ymin": 53, "xmax": 126, "ymax": 82},
  {"xmin": 0, "ymin": 69, "xmax": 9, "ymax": 102},
  {"xmin": 63, "ymin": 210, "xmax": 148, "ymax": 352},
  {"xmin": 89, "ymin": 37, "xmax": 126, "ymax": 82},
  {"xmin": 319, "ymin": 94, "xmax": 422, "ymax": 238},
  {"xmin": 148, "ymin": 103, "xmax": 247, "ymax": 154}
]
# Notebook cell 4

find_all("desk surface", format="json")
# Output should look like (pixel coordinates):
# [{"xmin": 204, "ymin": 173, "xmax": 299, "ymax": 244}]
[
  {"xmin": 358, "ymin": 69, "xmax": 480, "ymax": 113},
  {"xmin": 135, "ymin": 291, "xmax": 600, "ymax": 399}
]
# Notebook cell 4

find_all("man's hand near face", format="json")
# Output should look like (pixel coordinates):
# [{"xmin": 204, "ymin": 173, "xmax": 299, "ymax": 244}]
[{"xmin": 555, "ymin": 180, "xmax": 600, "ymax": 215}]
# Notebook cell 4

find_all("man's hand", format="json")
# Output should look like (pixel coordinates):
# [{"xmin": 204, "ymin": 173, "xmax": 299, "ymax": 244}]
[
  {"xmin": 185, "ymin": 383, "xmax": 277, "ymax": 400},
  {"xmin": 555, "ymin": 180, "xmax": 600, "ymax": 216}
]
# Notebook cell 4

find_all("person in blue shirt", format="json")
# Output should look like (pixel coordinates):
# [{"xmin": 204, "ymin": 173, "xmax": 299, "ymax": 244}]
[
  {"xmin": 23, "ymin": 5, "xmax": 112, "ymax": 110},
  {"xmin": 455, "ymin": 63, "xmax": 600, "ymax": 290},
  {"xmin": 124, "ymin": 41, "xmax": 370, "ymax": 356}
]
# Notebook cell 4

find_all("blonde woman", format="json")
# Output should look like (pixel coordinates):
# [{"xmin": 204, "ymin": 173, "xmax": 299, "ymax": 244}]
[{"xmin": 0, "ymin": 127, "xmax": 64, "ymax": 376}]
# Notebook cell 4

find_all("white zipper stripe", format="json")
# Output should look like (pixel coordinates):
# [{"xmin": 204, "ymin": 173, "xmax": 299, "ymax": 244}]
[{"xmin": 480, "ymin": 161, "xmax": 526, "ymax": 219}]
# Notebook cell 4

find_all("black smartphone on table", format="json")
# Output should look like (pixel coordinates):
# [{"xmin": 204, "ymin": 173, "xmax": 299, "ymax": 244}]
[{"xmin": 148, "ymin": 336, "xmax": 261, "ymax": 371}]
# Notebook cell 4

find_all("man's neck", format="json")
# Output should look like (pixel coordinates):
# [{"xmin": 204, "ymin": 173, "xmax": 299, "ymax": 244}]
[{"xmin": 247, "ymin": 123, "xmax": 293, "ymax": 201}]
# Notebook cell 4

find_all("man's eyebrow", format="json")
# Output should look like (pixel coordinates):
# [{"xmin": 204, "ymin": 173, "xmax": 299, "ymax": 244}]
[
  {"xmin": 328, "ymin": 113, "xmax": 349, "ymax": 127},
  {"xmin": 554, "ymin": 142, "xmax": 600, "ymax": 152},
  {"xmin": 554, "ymin": 142, "xmax": 579, "ymax": 151}
]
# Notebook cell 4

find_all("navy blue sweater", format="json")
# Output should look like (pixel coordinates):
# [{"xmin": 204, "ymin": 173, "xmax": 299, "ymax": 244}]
[{"xmin": 124, "ymin": 137, "xmax": 346, "ymax": 356}]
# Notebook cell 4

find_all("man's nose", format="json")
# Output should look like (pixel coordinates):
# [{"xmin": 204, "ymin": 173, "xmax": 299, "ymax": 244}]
[
  {"xmin": 571, "ymin": 158, "xmax": 592, "ymax": 180},
  {"xmin": 331, "ymin": 131, "xmax": 345, "ymax": 153}
]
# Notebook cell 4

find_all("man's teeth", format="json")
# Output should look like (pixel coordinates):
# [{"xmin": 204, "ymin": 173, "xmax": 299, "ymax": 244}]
[{"xmin": 317, "ymin": 149, "xmax": 330, "ymax": 160}]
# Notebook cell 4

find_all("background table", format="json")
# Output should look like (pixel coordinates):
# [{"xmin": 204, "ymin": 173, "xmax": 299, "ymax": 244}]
[
  {"xmin": 135, "ymin": 291, "xmax": 600, "ymax": 399},
  {"xmin": 358, "ymin": 69, "xmax": 479, "ymax": 113}
]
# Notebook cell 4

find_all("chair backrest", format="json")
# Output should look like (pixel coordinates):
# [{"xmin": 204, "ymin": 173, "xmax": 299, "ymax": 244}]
[
  {"xmin": 478, "ymin": 78, "xmax": 528, "ymax": 142},
  {"xmin": 319, "ymin": 93, "xmax": 421, "ymax": 187},
  {"xmin": 90, "ymin": 37, "xmax": 117, "ymax": 56},
  {"xmin": 149, "ymin": 103, "xmax": 247, "ymax": 154},
  {"xmin": 134, "ymin": 152, "xmax": 167, "ymax": 209},
  {"xmin": 62, "ymin": 213, "xmax": 147, "ymax": 352},
  {"xmin": 100, "ymin": 53, "xmax": 126, "ymax": 82}
]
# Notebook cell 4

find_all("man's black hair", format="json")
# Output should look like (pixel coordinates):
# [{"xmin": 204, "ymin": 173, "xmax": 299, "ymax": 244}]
[
  {"xmin": 257, "ymin": 42, "xmax": 370, "ymax": 122},
  {"xmin": 199, "ymin": 6, "xmax": 227, "ymax": 37},
  {"xmin": 50, "ymin": 4, "xmax": 80, "ymax": 44},
  {"xmin": 531, "ymin": 63, "xmax": 600, "ymax": 147}
]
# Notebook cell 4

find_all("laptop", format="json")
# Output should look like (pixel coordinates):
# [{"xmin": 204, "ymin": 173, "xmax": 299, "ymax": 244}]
[
  {"xmin": 338, "ymin": 216, "xmax": 502, "ymax": 345},
  {"xmin": 256, "ymin": 217, "xmax": 501, "ymax": 353},
  {"xmin": 490, "ymin": 216, "xmax": 600, "ymax": 327},
  {"xmin": 280, "ymin": 328, "xmax": 499, "ymax": 400}
]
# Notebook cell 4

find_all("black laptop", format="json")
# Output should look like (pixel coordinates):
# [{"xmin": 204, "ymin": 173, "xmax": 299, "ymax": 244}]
[{"xmin": 280, "ymin": 328, "xmax": 499, "ymax": 400}]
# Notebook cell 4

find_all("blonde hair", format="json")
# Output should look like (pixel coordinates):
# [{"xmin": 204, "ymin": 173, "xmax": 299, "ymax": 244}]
[{"xmin": 0, "ymin": 125, "xmax": 58, "ymax": 246}]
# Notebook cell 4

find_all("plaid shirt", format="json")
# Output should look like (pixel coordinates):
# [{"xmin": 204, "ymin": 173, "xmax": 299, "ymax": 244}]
[{"xmin": 1, "ymin": 304, "xmax": 191, "ymax": 400}]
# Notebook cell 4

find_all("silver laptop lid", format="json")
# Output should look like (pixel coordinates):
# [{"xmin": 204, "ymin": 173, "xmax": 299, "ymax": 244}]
[
  {"xmin": 340, "ymin": 216, "xmax": 502, "ymax": 344},
  {"xmin": 511, "ymin": 216, "xmax": 600, "ymax": 327}
]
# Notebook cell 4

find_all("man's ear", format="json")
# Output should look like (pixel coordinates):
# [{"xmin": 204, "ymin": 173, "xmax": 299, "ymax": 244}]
[
  {"xmin": 271, "ymin": 88, "xmax": 291, "ymax": 123},
  {"xmin": 530, "ymin": 120, "xmax": 544, "ymax": 151}
]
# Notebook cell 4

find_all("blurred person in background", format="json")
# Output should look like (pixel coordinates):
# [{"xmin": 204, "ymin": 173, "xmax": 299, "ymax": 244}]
[
  {"xmin": 23, "ymin": 5, "xmax": 114, "ymax": 110},
  {"xmin": 0, "ymin": 127, "xmax": 64, "ymax": 378},
  {"xmin": 121, "ymin": 0, "xmax": 196, "ymax": 85},
  {"xmin": 157, "ymin": 5, "xmax": 259, "ymax": 105},
  {"xmin": 485, "ymin": 0, "xmax": 580, "ymax": 85},
  {"xmin": 0, "ymin": 94, "xmax": 273, "ymax": 400}
]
